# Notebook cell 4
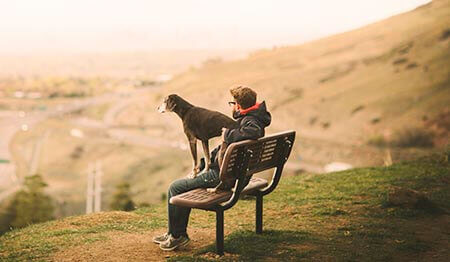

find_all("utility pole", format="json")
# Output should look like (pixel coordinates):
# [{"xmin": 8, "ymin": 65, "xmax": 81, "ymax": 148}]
[
  {"xmin": 86, "ymin": 161, "xmax": 102, "ymax": 214},
  {"xmin": 86, "ymin": 163, "xmax": 94, "ymax": 214},
  {"xmin": 94, "ymin": 161, "xmax": 102, "ymax": 212}
]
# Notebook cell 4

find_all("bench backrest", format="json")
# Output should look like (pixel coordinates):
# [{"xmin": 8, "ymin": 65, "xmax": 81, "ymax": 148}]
[{"xmin": 219, "ymin": 130, "xmax": 296, "ymax": 182}]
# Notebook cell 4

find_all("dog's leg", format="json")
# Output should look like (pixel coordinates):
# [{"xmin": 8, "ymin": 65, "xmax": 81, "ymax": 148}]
[
  {"xmin": 187, "ymin": 135, "xmax": 199, "ymax": 178},
  {"xmin": 218, "ymin": 141, "xmax": 227, "ymax": 170},
  {"xmin": 201, "ymin": 140, "xmax": 210, "ymax": 171}
]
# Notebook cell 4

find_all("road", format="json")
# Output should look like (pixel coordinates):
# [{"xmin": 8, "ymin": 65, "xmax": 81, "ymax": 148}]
[{"xmin": 0, "ymin": 88, "xmax": 153, "ymax": 202}]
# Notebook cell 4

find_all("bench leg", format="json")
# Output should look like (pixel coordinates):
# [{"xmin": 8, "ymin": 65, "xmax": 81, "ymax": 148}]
[
  {"xmin": 256, "ymin": 193, "xmax": 263, "ymax": 234},
  {"xmin": 216, "ymin": 209, "xmax": 224, "ymax": 256}
]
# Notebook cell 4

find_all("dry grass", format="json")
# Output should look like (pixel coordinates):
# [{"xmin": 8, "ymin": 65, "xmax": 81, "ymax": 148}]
[{"xmin": 161, "ymin": 0, "xmax": 449, "ymax": 149}]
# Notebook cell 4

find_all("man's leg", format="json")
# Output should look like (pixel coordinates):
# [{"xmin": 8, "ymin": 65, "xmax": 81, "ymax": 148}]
[{"xmin": 167, "ymin": 168, "xmax": 220, "ymax": 238}]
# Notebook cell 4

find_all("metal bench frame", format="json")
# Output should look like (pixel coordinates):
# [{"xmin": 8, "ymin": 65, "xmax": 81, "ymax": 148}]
[{"xmin": 170, "ymin": 130, "xmax": 296, "ymax": 255}]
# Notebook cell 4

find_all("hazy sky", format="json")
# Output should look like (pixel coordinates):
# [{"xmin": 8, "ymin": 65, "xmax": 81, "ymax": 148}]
[{"xmin": 0, "ymin": 0, "xmax": 430, "ymax": 53}]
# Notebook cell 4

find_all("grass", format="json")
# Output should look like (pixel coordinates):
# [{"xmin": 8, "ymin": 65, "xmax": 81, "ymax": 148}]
[
  {"xmin": 0, "ymin": 207, "xmax": 167, "ymax": 261},
  {"xmin": 1, "ymin": 150, "xmax": 448, "ymax": 261}
]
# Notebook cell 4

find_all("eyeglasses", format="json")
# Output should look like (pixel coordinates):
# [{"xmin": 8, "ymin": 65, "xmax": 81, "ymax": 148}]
[{"xmin": 228, "ymin": 101, "xmax": 236, "ymax": 106}]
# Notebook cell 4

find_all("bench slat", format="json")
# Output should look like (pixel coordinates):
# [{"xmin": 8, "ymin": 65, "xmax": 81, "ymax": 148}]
[{"xmin": 219, "ymin": 131, "xmax": 295, "ymax": 181}]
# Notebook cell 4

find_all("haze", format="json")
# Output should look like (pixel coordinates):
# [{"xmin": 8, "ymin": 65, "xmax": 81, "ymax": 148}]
[{"xmin": 0, "ymin": 0, "xmax": 430, "ymax": 53}]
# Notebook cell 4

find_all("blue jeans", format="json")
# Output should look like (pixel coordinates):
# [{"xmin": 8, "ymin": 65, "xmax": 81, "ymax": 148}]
[{"xmin": 167, "ymin": 168, "xmax": 220, "ymax": 237}]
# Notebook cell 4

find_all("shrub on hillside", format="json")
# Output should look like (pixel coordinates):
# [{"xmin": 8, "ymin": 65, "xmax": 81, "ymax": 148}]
[
  {"xmin": 367, "ymin": 135, "xmax": 389, "ymax": 147},
  {"xmin": 0, "ymin": 175, "xmax": 54, "ymax": 234},
  {"xmin": 110, "ymin": 182, "xmax": 136, "ymax": 212},
  {"xmin": 391, "ymin": 128, "xmax": 434, "ymax": 148}
]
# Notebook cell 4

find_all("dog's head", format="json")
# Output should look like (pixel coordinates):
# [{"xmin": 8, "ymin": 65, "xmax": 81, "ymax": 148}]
[{"xmin": 157, "ymin": 94, "xmax": 178, "ymax": 113}]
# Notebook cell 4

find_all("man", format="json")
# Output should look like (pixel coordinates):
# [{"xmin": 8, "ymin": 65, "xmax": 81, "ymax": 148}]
[{"xmin": 153, "ymin": 85, "xmax": 271, "ymax": 251}]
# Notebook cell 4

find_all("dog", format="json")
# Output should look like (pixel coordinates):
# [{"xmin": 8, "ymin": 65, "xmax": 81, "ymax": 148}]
[{"xmin": 157, "ymin": 94, "xmax": 238, "ymax": 178}]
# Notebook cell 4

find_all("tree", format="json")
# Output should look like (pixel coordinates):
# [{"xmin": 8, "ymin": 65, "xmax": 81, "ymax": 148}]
[
  {"xmin": 110, "ymin": 182, "xmax": 135, "ymax": 211},
  {"xmin": 0, "ymin": 174, "xmax": 54, "ymax": 233}
]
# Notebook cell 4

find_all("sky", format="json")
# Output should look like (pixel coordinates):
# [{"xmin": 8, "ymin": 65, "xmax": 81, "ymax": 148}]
[{"xmin": 0, "ymin": 0, "xmax": 431, "ymax": 53}]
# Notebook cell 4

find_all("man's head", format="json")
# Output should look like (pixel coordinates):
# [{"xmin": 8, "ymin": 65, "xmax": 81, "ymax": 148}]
[{"xmin": 229, "ymin": 85, "xmax": 257, "ymax": 111}]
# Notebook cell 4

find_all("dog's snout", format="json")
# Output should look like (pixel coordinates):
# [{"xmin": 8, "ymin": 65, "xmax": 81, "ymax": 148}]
[{"xmin": 157, "ymin": 102, "xmax": 166, "ymax": 113}]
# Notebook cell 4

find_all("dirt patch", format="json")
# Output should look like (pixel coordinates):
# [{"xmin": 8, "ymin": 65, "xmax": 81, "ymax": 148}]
[
  {"xmin": 386, "ymin": 186, "xmax": 444, "ymax": 213},
  {"xmin": 410, "ymin": 215, "xmax": 450, "ymax": 261},
  {"xmin": 387, "ymin": 187, "xmax": 429, "ymax": 208},
  {"xmin": 50, "ymin": 228, "xmax": 215, "ymax": 262},
  {"xmin": 51, "ymin": 212, "xmax": 141, "ymax": 230}
]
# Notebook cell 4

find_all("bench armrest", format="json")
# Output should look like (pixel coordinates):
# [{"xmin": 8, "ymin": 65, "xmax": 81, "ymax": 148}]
[
  {"xmin": 259, "ymin": 140, "xmax": 293, "ymax": 196},
  {"xmin": 218, "ymin": 149, "xmax": 253, "ymax": 210}
]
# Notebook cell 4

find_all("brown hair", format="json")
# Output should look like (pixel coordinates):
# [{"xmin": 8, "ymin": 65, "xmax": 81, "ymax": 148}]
[{"xmin": 229, "ymin": 85, "xmax": 257, "ymax": 109}]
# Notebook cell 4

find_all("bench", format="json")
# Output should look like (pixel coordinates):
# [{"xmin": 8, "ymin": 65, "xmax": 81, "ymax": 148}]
[{"xmin": 170, "ymin": 130, "xmax": 296, "ymax": 255}]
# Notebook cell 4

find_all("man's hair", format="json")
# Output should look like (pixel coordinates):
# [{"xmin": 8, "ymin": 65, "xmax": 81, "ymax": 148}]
[{"xmin": 229, "ymin": 85, "xmax": 257, "ymax": 109}]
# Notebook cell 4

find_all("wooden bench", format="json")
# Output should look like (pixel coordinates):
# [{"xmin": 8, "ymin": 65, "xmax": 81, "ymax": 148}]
[{"xmin": 170, "ymin": 130, "xmax": 296, "ymax": 255}]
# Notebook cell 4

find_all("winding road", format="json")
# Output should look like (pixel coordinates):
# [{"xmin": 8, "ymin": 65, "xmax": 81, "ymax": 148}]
[{"xmin": 0, "ymin": 88, "xmax": 155, "ymax": 202}]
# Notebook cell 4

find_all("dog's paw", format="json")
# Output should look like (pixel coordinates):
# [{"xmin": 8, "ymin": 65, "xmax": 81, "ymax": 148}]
[
  {"xmin": 186, "ymin": 172, "xmax": 196, "ymax": 179},
  {"xmin": 186, "ymin": 170, "xmax": 199, "ymax": 179},
  {"xmin": 206, "ymin": 188, "xmax": 218, "ymax": 193}
]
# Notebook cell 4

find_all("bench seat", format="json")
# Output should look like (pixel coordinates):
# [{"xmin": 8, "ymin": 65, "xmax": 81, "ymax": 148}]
[{"xmin": 170, "ymin": 177, "xmax": 268, "ymax": 209}]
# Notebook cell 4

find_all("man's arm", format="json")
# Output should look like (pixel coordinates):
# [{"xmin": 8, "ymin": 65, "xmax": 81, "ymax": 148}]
[{"xmin": 223, "ymin": 118, "xmax": 263, "ymax": 144}]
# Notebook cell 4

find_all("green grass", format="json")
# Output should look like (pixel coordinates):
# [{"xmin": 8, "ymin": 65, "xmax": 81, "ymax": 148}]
[
  {"xmin": 1, "ymin": 150, "xmax": 449, "ymax": 261},
  {"xmin": 0, "ymin": 207, "xmax": 167, "ymax": 261}
]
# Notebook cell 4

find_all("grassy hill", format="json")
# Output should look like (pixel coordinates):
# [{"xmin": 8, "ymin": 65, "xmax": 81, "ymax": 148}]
[
  {"xmin": 1, "ymin": 150, "xmax": 448, "ymax": 261},
  {"xmin": 161, "ymin": 0, "xmax": 449, "ymax": 149}
]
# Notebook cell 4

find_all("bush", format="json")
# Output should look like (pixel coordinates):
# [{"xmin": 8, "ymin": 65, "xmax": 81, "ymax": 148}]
[
  {"xmin": 392, "ymin": 128, "xmax": 434, "ymax": 148},
  {"xmin": 0, "ymin": 175, "xmax": 54, "ymax": 234},
  {"xmin": 110, "ymin": 182, "xmax": 136, "ymax": 211},
  {"xmin": 367, "ymin": 135, "xmax": 388, "ymax": 147}
]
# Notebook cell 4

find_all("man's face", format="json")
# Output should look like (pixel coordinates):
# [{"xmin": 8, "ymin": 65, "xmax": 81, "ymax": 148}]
[{"xmin": 230, "ymin": 98, "xmax": 240, "ymax": 115}]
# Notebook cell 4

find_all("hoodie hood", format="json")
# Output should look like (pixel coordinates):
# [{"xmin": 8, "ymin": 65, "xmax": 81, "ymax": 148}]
[{"xmin": 233, "ymin": 101, "xmax": 271, "ymax": 127}]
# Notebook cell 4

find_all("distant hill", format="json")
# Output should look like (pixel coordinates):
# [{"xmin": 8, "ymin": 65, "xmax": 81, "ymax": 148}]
[{"xmin": 163, "ymin": 0, "xmax": 449, "ymax": 149}]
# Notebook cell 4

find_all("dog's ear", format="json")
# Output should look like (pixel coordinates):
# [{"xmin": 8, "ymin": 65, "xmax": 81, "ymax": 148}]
[
  {"xmin": 166, "ymin": 95, "xmax": 177, "ymax": 111},
  {"xmin": 168, "ymin": 94, "xmax": 179, "ymax": 102}
]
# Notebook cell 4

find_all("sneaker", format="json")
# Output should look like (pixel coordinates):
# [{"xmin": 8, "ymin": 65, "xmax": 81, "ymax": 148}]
[
  {"xmin": 152, "ymin": 233, "xmax": 169, "ymax": 244},
  {"xmin": 159, "ymin": 235, "xmax": 190, "ymax": 251}
]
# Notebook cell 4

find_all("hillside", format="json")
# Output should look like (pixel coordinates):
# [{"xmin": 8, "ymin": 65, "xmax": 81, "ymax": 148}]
[
  {"xmin": 0, "ymin": 150, "xmax": 448, "ymax": 261},
  {"xmin": 158, "ymin": 0, "xmax": 449, "ymax": 154}
]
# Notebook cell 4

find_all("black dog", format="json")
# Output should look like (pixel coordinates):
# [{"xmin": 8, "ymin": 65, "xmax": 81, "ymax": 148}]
[{"xmin": 158, "ymin": 94, "xmax": 238, "ymax": 177}]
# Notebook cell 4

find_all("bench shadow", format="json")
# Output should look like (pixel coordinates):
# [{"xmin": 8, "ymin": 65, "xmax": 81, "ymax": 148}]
[{"xmin": 190, "ymin": 229, "xmax": 315, "ymax": 261}]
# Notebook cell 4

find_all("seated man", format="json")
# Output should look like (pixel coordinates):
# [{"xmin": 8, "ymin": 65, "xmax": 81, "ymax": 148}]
[{"xmin": 153, "ymin": 85, "xmax": 271, "ymax": 251}]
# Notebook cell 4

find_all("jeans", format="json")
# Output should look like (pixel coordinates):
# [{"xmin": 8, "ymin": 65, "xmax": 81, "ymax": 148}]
[{"xmin": 167, "ymin": 168, "xmax": 220, "ymax": 237}]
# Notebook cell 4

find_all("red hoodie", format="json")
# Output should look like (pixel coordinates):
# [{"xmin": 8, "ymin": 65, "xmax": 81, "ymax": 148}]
[{"xmin": 239, "ymin": 102, "xmax": 261, "ymax": 115}]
